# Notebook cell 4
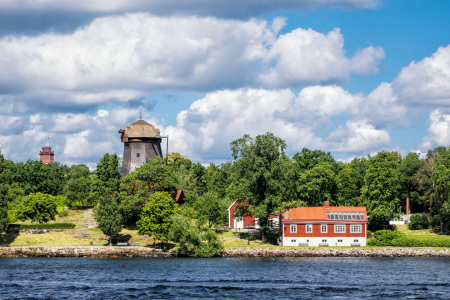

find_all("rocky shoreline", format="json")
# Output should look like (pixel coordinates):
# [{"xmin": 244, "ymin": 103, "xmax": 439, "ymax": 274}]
[{"xmin": 0, "ymin": 246, "xmax": 449, "ymax": 258}]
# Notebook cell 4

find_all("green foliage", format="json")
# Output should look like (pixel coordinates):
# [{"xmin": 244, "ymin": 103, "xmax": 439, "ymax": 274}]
[
  {"xmin": 206, "ymin": 162, "xmax": 231, "ymax": 198},
  {"xmin": 297, "ymin": 162, "xmax": 337, "ymax": 206},
  {"xmin": 292, "ymin": 148, "xmax": 337, "ymax": 172},
  {"xmin": 195, "ymin": 192, "xmax": 228, "ymax": 228},
  {"xmin": 90, "ymin": 153, "xmax": 121, "ymax": 203},
  {"xmin": 5, "ymin": 160, "xmax": 67, "ymax": 196},
  {"xmin": 95, "ymin": 191, "xmax": 123, "ymax": 245},
  {"xmin": 168, "ymin": 214, "xmax": 223, "ymax": 257},
  {"xmin": 17, "ymin": 193, "xmax": 58, "ymax": 223},
  {"xmin": 137, "ymin": 192, "xmax": 180, "ymax": 245},
  {"xmin": 367, "ymin": 230, "xmax": 403, "ymax": 246},
  {"xmin": 132, "ymin": 157, "xmax": 177, "ymax": 191},
  {"xmin": 64, "ymin": 165, "xmax": 92, "ymax": 206},
  {"xmin": 173, "ymin": 164, "xmax": 198, "ymax": 205},
  {"xmin": 362, "ymin": 152, "xmax": 401, "ymax": 231},
  {"xmin": 8, "ymin": 222, "xmax": 75, "ymax": 230},
  {"xmin": 0, "ymin": 184, "xmax": 8, "ymax": 233},
  {"xmin": 336, "ymin": 164, "xmax": 361, "ymax": 206},
  {"xmin": 119, "ymin": 158, "xmax": 178, "ymax": 225},
  {"xmin": 408, "ymin": 214, "xmax": 430, "ymax": 230},
  {"xmin": 229, "ymin": 132, "xmax": 287, "ymax": 241},
  {"xmin": 368, "ymin": 229, "xmax": 450, "ymax": 247}
]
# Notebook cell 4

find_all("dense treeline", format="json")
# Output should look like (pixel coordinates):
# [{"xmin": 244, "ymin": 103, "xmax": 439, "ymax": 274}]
[{"xmin": 1, "ymin": 132, "xmax": 449, "ymax": 249}]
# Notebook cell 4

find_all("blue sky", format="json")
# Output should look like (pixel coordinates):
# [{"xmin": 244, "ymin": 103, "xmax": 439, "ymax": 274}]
[{"xmin": 0, "ymin": 0, "xmax": 449, "ymax": 169}]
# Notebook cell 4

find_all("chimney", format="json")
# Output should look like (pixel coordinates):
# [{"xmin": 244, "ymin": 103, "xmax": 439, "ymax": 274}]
[
  {"xmin": 406, "ymin": 197, "xmax": 410, "ymax": 215},
  {"xmin": 324, "ymin": 201, "xmax": 330, "ymax": 208}
]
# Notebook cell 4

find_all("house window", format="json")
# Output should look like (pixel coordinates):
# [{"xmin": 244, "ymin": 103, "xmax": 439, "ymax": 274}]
[
  {"xmin": 338, "ymin": 239, "xmax": 343, "ymax": 243},
  {"xmin": 291, "ymin": 239, "xmax": 296, "ymax": 243},
  {"xmin": 335, "ymin": 224, "xmax": 346, "ymax": 233},
  {"xmin": 136, "ymin": 153, "xmax": 140, "ymax": 157},
  {"xmin": 354, "ymin": 239, "xmax": 359, "ymax": 243},
  {"xmin": 306, "ymin": 224, "xmax": 312, "ymax": 233},
  {"xmin": 322, "ymin": 239, "xmax": 327, "ymax": 243},
  {"xmin": 321, "ymin": 224, "xmax": 327, "ymax": 233},
  {"xmin": 290, "ymin": 224, "xmax": 297, "ymax": 233},
  {"xmin": 350, "ymin": 225, "xmax": 362, "ymax": 233}
]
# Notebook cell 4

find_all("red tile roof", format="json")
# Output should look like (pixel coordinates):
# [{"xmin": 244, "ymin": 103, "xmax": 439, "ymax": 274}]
[{"xmin": 282, "ymin": 206, "xmax": 367, "ymax": 223}]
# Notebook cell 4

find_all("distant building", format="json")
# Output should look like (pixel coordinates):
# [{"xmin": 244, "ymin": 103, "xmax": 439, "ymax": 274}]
[
  {"xmin": 118, "ymin": 120, "xmax": 163, "ymax": 177},
  {"xmin": 281, "ymin": 201, "xmax": 368, "ymax": 247},
  {"xmin": 39, "ymin": 146, "xmax": 54, "ymax": 164},
  {"xmin": 228, "ymin": 200, "xmax": 279, "ymax": 229}
]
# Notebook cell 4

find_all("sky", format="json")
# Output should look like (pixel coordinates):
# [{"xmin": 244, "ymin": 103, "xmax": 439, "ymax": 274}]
[{"xmin": 0, "ymin": 0, "xmax": 450, "ymax": 169}]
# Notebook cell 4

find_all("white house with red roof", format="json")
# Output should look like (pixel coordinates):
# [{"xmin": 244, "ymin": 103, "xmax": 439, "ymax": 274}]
[
  {"xmin": 228, "ymin": 200, "xmax": 278, "ymax": 229},
  {"xmin": 281, "ymin": 201, "xmax": 368, "ymax": 247}
]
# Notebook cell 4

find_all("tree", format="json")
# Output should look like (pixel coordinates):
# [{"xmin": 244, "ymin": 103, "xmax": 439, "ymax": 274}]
[
  {"xmin": 64, "ymin": 165, "xmax": 92, "ymax": 207},
  {"xmin": 229, "ymin": 132, "xmax": 286, "ymax": 242},
  {"xmin": 96, "ymin": 191, "xmax": 123, "ymax": 245},
  {"xmin": 0, "ymin": 184, "xmax": 8, "ymax": 233},
  {"xmin": 168, "ymin": 214, "xmax": 223, "ymax": 257},
  {"xmin": 90, "ymin": 153, "xmax": 121, "ymax": 202},
  {"xmin": 292, "ymin": 148, "xmax": 338, "ymax": 172},
  {"xmin": 195, "ymin": 192, "xmax": 228, "ymax": 228},
  {"xmin": 297, "ymin": 162, "xmax": 337, "ymax": 206},
  {"xmin": 174, "ymin": 164, "xmax": 198, "ymax": 205},
  {"xmin": 431, "ymin": 148, "xmax": 450, "ymax": 233},
  {"xmin": 336, "ymin": 165, "xmax": 360, "ymax": 207},
  {"xmin": 137, "ymin": 192, "xmax": 180, "ymax": 247},
  {"xmin": 0, "ymin": 152, "xmax": 12, "ymax": 232},
  {"xmin": 18, "ymin": 193, "xmax": 58, "ymax": 223},
  {"xmin": 361, "ymin": 152, "xmax": 401, "ymax": 231},
  {"xmin": 398, "ymin": 152, "xmax": 421, "ymax": 213}
]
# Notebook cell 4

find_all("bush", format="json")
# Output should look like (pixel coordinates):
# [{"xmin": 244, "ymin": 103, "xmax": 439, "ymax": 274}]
[
  {"xmin": 367, "ymin": 229, "xmax": 450, "ymax": 247},
  {"xmin": 408, "ymin": 214, "xmax": 429, "ymax": 230},
  {"xmin": 8, "ymin": 222, "xmax": 75, "ymax": 230},
  {"xmin": 57, "ymin": 208, "xmax": 69, "ymax": 217},
  {"xmin": 367, "ymin": 229, "xmax": 403, "ymax": 246}
]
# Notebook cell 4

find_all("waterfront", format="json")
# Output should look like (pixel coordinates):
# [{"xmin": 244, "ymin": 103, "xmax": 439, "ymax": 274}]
[{"xmin": 0, "ymin": 257, "xmax": 448, "ymax": 299}]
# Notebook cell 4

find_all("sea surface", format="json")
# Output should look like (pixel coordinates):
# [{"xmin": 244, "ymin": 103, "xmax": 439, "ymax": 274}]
[{"xmin": 0, "ymin": 257, "xmax": 449, "ymax": 299}]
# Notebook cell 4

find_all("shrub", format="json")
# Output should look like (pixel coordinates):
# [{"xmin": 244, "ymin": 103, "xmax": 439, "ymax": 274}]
[
  {"xmin": 57, "ymin": 208, "xmax": 69, "ymax": 217},
  {"xmin": 408, "ymin": 214, "xmax": 429, "ymax": 230},
  {"xmin": 8, "ymin": 222, "xmax": 75, "ymax": 230},
  {"xmin": 367, "ymin": 229, "xmax": 403, "ymax": 246}
]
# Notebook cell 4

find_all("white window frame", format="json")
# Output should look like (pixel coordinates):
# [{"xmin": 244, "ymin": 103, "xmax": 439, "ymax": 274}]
[
  {"xmin": 321, "ymin": 224, "xmax": 327, "ymax": 233},
  {"xmin": 334, "ymin": 224, "xmax": 346, "ymax": 233},
  {"xmin": 290, "ymin": 224, "xmax": 297, "ymax": 233},
  {"xmin": 306, "ymin": 224, "xmax": 312, "ymax": 233},
  {"xmin": 350, "ymin": 224, "xmax": 362, "ymax": 233}
]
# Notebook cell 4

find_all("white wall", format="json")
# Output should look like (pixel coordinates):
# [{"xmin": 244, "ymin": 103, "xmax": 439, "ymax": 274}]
[{"xmin": 283, "ymin": 236, "xmax": 367, "ymax": 247}]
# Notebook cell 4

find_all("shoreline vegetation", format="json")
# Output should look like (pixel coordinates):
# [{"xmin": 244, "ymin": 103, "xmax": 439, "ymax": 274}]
[{"xmin": 0, "ymin": 246, "xmax": 448, "ymax": 258}]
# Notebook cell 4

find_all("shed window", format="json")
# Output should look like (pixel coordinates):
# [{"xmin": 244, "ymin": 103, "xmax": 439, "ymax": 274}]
[{"xmin": 136, "ymin": 153, "xmax": 140, "ymax": 157}]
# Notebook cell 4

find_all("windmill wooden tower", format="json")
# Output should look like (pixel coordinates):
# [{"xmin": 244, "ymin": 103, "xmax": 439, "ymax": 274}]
[{"xmin": 118, "ymin": 120, "xmax": 163, "ymax": 176}]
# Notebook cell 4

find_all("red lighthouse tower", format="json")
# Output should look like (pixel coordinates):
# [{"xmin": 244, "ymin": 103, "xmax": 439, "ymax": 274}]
[{"xmin": 39, "ymin": 146, "xmax": 54, "ymax": 164}]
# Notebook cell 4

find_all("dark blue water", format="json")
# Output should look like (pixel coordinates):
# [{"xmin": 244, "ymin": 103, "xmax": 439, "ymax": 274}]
[{"xmin": 0, "ymin": 257, "xmax": 449, "ymax": 299}]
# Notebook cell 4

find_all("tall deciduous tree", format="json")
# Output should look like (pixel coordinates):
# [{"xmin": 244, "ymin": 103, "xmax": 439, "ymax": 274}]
[
  {"xmin": 90, "ymin": 153, "xmax": 121, "ymax": 202},
  {"xmin": 431, "ymin": 148, "xmax": 450, "ymax": 233},
  {"xmin": 0, "ymin": 184, "xmax": 8, "ymax": 233},
  {"xmin": 336, "ymin": 165, "xmax": 360, "ymax": 207},
  {"xmin": 96, "ymin": 191, "xmax": 123, "ymax": 246},
  {"xmin": 64, "ymin": 165, "xmax": 92, "ymax": 207},
  {"xmin": 297, "ymin": 162, "xmax": 337, "ymax": 206},
  {"xmin": 398, "ymin": 152, "xmax": 421, "ymax": 213},
  {"xmin": 361, "ymin": 151, "xmax": 401, "ymax": 231},
  {"xmin": 229, "ymin": 132, "xmax": 286, "ymax": 242},
  {"xmin": 195, "ymin": 192, "xmax": 228, "ymax": 228},
  {"xmin": 137, "ymin": 192, "xmax": 180, "ymax": 247}
]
